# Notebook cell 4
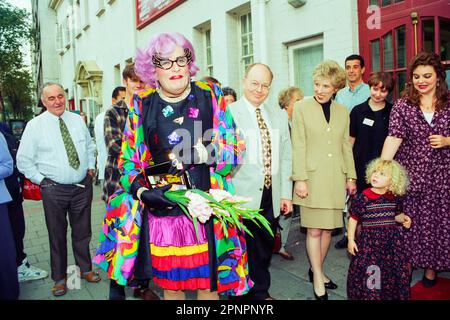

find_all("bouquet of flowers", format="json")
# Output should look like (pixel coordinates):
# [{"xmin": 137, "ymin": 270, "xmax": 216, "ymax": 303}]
[{"xmin": 164, "ymin": 188, "xmax": 273, "ymax": 239}]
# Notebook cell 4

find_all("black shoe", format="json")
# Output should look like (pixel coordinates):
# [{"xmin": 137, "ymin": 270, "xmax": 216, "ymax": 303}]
[
  {"xmin": 422, "ymin": 274, "xmax": 437, "ymax": 288},
  {"xmin": 308, "ymin": 268, "xmax": 338, "ymax": 290},
  {"xmin": 334, "ymin": 236, "xmax": 348, "ymax": 249},
  {"xmin": 324, "ymin": 279, "xmax": 338, "ymax": 290},
  {"xmin": 313, "ymin": 288, "xmax": 328, "ymax": 300},
  {"xmin": 331, "ymin": 228, "xmax": 342, "ymax": 237}
]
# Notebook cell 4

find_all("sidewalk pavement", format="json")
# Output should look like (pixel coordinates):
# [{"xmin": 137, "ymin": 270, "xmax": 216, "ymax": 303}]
[{"xmin": 19, "ymin": 184, "xmax": 448, "ymax": 300}]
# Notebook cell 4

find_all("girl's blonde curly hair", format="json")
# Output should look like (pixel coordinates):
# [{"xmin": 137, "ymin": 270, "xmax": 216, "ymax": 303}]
[{"xmin": 365, "ymin": 158, "xmax": 409, "ymax": 196}]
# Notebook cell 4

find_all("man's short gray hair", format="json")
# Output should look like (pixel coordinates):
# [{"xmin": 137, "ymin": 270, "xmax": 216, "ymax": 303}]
[{"xmin": 40, "ymin": 82, "xmax": 65, "ymax": 99}]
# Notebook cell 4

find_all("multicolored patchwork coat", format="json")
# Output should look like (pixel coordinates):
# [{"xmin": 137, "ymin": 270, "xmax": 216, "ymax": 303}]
[{"xmin": 94, "ymin": 81, "xmax": 252, "ymax": 296}]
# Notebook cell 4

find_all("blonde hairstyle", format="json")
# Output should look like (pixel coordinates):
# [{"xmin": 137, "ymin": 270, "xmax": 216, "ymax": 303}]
[
  {"xmin": 278, "ymin": 86, "xmax": 304, "ymax": 108},
  {"xmin": 312, "ymin": 60, "xmax": 347, "ymax": 90},
  {"xmin": 365, "ymin": 158, "xmax": 409, "ymax": 196}
]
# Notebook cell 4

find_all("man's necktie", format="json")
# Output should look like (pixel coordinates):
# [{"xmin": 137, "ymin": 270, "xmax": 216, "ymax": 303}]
[
  {"xmin": 59, "ymin": 117, "xmax": 80, "ymax": 170},
  {"xmin": 255, "ymin": 107, "xmax": 272, "ymax": 188}
]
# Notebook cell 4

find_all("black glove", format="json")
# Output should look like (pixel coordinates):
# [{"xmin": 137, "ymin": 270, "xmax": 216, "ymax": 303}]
[{"xmin": 140, "ymin": 185, "xmax": 176, "ymax": 210}]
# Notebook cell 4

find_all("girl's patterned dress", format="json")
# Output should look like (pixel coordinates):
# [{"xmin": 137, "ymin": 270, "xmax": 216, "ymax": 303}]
[{"xmin": 347, "ymin": 188, "xmax": 410, "ymax": 300}]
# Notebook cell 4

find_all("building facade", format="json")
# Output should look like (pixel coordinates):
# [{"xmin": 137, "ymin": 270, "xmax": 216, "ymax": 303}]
[
  {"xmin": 32, "ymin": 0, "xmax": 361, "ymax": 127},
  {"xmin": 357, "ymin": 0, "xmax": 450, "ymax": 99}
]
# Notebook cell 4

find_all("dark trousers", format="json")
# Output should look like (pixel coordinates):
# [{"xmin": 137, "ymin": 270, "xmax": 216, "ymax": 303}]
[
  {"xmin": 0, "ymin": 203, "xmax": 20, "ymax": 299},
  {"xmin": 40, "ymin": 176, "xmax": 93, "ymax": 282},
  {"xmin": 238, "ymin": 186, "xmax": 277, "ymax": 300},
  {"xmin": 7, "ymin": 199, "xmax": 26, "ymax": 266}
]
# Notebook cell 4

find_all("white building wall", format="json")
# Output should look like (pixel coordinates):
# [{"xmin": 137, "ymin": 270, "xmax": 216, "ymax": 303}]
[
  {"xmin": 55, "ymin": 0, "xmax": 136, "ymax": 113},
  {"xmin": 135, "ymin": 0, "xmax": 358, "ymax": 106},
  {"xmin": 75, "ymin": 0, "xmax": 137, "ymax": 110},
  {"xmin": 263, "ymin": 0, "xmax": 359, "ymax": 103},
  {"xmin": 36, "ymin": 0, "xmax": 359, "ymax": 118},
  {"xmin": 32, "ymin": 0, "xmax": 59, "ymax": 89}
]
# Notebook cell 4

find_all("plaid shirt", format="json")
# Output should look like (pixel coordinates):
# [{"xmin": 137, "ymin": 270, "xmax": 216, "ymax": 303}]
[{"xmin": 102, "ymin": 100, "xmax": 129, "ymax": 202}]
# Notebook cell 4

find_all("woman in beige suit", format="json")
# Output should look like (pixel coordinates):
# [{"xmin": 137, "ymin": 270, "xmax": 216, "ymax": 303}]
[{"xmin": 291, "ymin": 61, "xmax": 357, "ymax": 300}]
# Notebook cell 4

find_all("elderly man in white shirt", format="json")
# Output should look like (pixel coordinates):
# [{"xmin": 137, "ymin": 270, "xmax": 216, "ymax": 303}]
[{"xmin": 17, "ymin": 83, "xmax": 99, "ymax": 297}]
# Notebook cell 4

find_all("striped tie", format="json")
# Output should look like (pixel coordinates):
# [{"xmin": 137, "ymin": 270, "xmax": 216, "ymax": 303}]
[
  {"xmin": 255, "ymin": 107, "xmax": 272, "ymax": 188},
  {"xmin": 59, "ymin": 117, "xmax": 80, "ymax": 170}
]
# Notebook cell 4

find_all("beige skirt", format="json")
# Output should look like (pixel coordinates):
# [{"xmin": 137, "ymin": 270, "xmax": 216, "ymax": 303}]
[{"xmin": 300, "ymin": 206, "xmax": 343, "ymax": 229}]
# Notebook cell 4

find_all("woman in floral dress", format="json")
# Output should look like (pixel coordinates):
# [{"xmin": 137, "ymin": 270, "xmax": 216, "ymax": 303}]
[{"xmin": 381, "ymin": 52, "xmax": 450, "ymax": 287}]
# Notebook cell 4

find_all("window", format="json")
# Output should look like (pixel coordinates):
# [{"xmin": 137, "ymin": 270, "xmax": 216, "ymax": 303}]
[
  {"xmin": 371, "ymin": 25, "xmax": 407, "ymax": 99},
  {"xmin": 96, "ymin": 0, "xmax": 105, "ymax": 17},
  {"xmin": 395, "ymin": 25, "xmax": 406, "ymax": 68},
  {"xmin": 80, "ymin": 98, "xmax": 100, "ymax": 127},
  {"xmin": 56, "ymin": 23, "xmax": 64, "ymax": 53},
  {"xmin": 74, "ymin": 0, "xmax": 82, "ymax": 37},
  {"xmin": 288, "ymin": 38, "xmax": 324, "ymax": 97},
  {"xmin": 82, "ymin": 0, "xmax": 90, "ymax": 30},
  {"xmin": 439, "ymin": 19, "xmax": 450, "ymax": 61},
  {"xmin": 240, "ymin": 12, "xmax": 253, "ymax": 74},
  {"xmin": 423, "ymin": 19, "xmax": 435, "ymax": 53},
  {"xmin": 370, "ymin": 0, "xmax": 403, "ymax": 6},
  {"xmin": 371, "ymin": 39, "xmax": 381, "ymax": 72},
  {"xmin": 64, "ymin": 15, "xmax": 71, "ymax": 48},
  {"xmin": 205, "ymin": 29, "xmax": 213, "ymax": 76},
  {"xmin": 114, "ymin": 64, "xmax": 121, "ymax": 86},
  {"xmin": 383, "ymin": 33, "xmax": 393, "ymax": 70}
]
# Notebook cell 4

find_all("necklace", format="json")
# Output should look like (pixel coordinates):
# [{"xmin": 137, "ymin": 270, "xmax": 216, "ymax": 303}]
[
  {"xmin": 420, "ymin": 96, "xmax": 436, "ymax": 112},
  {"xmin": 157, "ymin": 83, "xmax": 191, "ymax": 104},
  {"xmin": 368, "ymin": 99, "xmax": 385, "ymax": 112}
]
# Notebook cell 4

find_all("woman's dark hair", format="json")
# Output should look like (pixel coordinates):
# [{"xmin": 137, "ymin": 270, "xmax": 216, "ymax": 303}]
[
  {"xmin": 222, "ymin": 87, "xmax": 237, "ymax": 101},
  {"xmin": 403, "ymin": 51, "xmax": 449, "ymax": 111},
  {"xmin": 368, "ymin": 72, "xmax": 394, "ymax": 93}
]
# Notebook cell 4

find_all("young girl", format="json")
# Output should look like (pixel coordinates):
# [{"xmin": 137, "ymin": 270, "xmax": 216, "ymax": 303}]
[{"xmin": 347, "ymin": 158, "xmax": 412, "ymax": 300}]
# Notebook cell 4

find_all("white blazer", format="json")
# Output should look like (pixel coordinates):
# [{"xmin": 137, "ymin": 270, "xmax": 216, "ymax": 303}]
[{"xmin": 229, "ymin": 98, "xmax": 292, "ymax": 218}]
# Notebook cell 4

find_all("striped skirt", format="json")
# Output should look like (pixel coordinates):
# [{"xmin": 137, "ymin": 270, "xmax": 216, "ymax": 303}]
[{"xmin": 149, "ymin": 214, "xmax": 211, "ymax": 291}]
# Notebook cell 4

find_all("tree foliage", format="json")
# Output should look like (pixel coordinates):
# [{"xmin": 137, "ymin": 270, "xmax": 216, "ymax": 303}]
[{"xmin": 0, "ymin": 0, "xmax": 34, "ymax": 121}]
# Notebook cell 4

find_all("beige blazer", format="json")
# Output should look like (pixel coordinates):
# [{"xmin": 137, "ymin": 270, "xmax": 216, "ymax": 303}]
[
  {"xmin": 229, "ymin": 98, "xmax": 292, "ymax": 218},
  {"xmin": 291, "ymin": 97, "xmax": 356, "ymax": 209}
]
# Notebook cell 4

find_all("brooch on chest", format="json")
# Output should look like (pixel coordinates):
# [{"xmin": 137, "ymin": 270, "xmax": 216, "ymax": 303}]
[{"xmin": 173, "ymin": 117, "xmax": 184, "ymax": 125}]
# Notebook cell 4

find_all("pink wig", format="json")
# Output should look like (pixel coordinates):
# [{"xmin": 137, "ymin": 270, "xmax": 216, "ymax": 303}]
[{"xmin": 135, "ymin": 32, "xmax": 200, "ymax": 88}]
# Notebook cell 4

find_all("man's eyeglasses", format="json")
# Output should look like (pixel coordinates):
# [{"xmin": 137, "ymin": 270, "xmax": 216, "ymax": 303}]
[
  {"xmin": 248, "ymin": 80, "xmax": 270, "ymax": 92},
  {"xmin": 152, "ymin": 48, "xmax": 192, "ymax": 70}
]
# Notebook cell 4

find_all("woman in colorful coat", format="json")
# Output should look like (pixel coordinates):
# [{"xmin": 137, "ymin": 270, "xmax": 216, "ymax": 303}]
[{"xmin": 94, "ymin": 32, "xmax": 250, "ymax": 300}]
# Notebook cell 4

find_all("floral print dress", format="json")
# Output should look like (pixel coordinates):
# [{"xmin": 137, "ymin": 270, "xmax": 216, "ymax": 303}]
[{"xmin": 388, "ymin": 98, "xmax": 450, "ymax": 270}]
